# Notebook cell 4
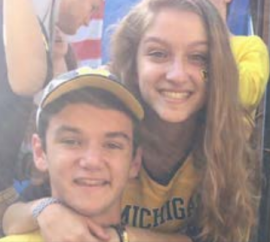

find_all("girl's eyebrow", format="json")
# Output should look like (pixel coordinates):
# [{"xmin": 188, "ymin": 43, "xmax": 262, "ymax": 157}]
[
  {"xmin": 142, "ymin": 36, "xmax": 208, "ymax": 48},
  {"xmin": 188, "ymin": 41, "xmax": 208, "ymax": 48},
  {"xmin": 142, "ymin": 36, "xmax": 169, "ymax": 46}
]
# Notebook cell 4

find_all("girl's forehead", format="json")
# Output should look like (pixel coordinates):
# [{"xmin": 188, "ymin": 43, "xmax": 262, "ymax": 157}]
[{"xmin": 144, "ymin": 10, "xmax": 206, "ymax": 38}]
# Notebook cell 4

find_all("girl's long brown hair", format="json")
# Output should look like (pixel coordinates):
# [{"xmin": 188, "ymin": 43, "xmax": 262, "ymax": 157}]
[{"xmin": 110, "ymin": 0, "xmax": 261, "ymax": 241}]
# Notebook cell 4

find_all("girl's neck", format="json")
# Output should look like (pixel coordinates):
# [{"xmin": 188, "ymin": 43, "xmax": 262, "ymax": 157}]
[
  {"xmin": 142, "ymin": 108, "xmax": 198, "ymax": 149},
  {"xmin": 141, "ymin": 108, "xmax": 200, "ymax": 183}
]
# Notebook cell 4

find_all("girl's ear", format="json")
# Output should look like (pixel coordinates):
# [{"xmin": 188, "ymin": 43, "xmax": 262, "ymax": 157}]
[
  {"xmin": 32, "ymin": 134, "xmax": 48, "ymax": 172},
  {"xmin": 129, "ymin": 147, "xmax": 143, "ymax": 179}
]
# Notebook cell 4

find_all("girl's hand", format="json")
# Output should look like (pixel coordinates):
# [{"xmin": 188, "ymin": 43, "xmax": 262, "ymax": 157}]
[{"xmin": 37, "ymin": 202, "xmax": 110, "ymax": 242}]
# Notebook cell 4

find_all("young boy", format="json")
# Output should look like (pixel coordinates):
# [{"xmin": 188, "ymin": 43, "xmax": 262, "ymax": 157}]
[{"xmin": 0, "ymin": 67, "xmax": 144, "ymax": 242}]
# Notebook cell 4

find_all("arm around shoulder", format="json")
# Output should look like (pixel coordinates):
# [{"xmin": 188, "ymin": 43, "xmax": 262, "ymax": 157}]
[{"xmin": 2, "ymin": 200, "xmax": 41, "ymax": 235}]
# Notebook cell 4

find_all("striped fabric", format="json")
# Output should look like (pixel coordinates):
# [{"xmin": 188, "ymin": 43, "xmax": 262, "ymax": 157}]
[{"xmin": 68, "ymin": 1, "xmax": 105, "ymax": 68}]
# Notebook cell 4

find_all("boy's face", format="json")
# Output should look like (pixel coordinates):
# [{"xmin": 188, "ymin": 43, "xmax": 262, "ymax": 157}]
[
  {"xmin": 58, "ymin": 0, "xmax": 102, "ymax": 35},
  {"xmin": 33, "ymin": 103, "xmax": 140, "ymax": 222}
]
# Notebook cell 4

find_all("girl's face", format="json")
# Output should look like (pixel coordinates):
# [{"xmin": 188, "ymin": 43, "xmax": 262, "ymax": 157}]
[{"xmin": 137, "ymin": 9, "xmax": 208, "ymax": 123}]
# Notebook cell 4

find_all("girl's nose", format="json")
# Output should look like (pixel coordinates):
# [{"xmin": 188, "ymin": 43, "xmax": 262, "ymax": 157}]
[{"xmin": 166, "ymin": 58, "xmax": 188, "ymax": 84}]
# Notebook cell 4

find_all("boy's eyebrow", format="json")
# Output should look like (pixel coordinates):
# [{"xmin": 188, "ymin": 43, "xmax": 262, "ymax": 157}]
[
  {"xmin": 55, "ymin": 125, "xmax": 81, "ymax": 136},
  {"xmin": 54, "ymin": 126, "xmax": 131, "ymax": 142},
  {"xmin": 105, "ymin": 132, "xmax": 131, "ymax": 142}
]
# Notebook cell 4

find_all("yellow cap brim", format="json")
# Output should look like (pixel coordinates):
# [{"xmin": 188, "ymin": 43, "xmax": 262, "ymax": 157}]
[{"xmin": 41, "ymin": 74, "xmax": 144, "ymax": 121}]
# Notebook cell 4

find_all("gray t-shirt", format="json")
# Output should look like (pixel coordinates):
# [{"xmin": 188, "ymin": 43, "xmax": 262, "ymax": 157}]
[
  {"xmin": 32, "ymin": 0, "xmax": 61, "ymax": 47},
  {"xmin": 0, "ymin": 0, "xmax": 60, "ymax": 191}
]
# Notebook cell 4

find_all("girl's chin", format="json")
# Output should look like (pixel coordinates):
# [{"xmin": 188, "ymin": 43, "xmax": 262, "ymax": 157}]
[
  {"xmin": 158, "ymin": 111, "xmax": 198, "ymax": 124},
  {"xmin": 156, "ymin": 111, "xmax": 186, "ymax": 123}
]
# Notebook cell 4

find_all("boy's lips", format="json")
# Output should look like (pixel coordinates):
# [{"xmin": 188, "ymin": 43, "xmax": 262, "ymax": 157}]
[{"xmin": 74, "ymin": 178, "xmax": 109, "ymax": 187}]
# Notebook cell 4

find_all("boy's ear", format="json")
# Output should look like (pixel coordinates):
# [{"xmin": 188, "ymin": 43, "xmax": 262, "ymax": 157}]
[
  {"xmin": 129, "ymin": 147, "xmax": 142, "ymax": 179},
  {"xmin": 32, "ymin": 134, "xmax": 48, "ymax": 172}
]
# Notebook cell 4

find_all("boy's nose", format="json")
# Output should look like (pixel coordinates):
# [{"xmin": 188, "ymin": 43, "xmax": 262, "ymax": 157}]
[{"xmin": 79, "ymin": 146, "xmax": 103, "ymax": 170}]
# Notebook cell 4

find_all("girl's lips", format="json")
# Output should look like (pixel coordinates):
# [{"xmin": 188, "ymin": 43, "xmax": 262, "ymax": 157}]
[{"xmin": 159, "ymin": 90, "xmax": 192, "ymax": 100}]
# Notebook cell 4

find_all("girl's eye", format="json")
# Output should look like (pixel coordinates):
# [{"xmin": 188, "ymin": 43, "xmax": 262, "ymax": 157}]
[
  {"xmin": 147, "ymin": 49, "xmax": 169, "ymax": 61},
  {"xmin": 149, "ymin": 51, "xmax": 167, "ymax": 58},
  {"xmin": 189, "ymin": 53, "xmax": 208, "ymax": 67}
]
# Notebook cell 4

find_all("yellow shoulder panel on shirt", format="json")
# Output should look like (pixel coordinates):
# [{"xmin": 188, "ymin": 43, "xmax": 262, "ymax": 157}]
[{"xmin": 0, "ymin": 231, "xmax": 42, "ymax": 242}]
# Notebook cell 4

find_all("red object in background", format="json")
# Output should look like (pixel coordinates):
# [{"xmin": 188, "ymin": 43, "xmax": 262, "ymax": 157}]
[{"xmin": 69, "ymin": 1, "xmax": 105, "ymax": 67}]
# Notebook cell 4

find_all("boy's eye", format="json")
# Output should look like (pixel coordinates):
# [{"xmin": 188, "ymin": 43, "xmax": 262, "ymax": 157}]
[
  {"xmin": 104, "ymin": 142, "xmax": 124, "ymax": 150},
  {"xmin": 61, "ymin": 139, "xmax": 81, "ymax": 147}
]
